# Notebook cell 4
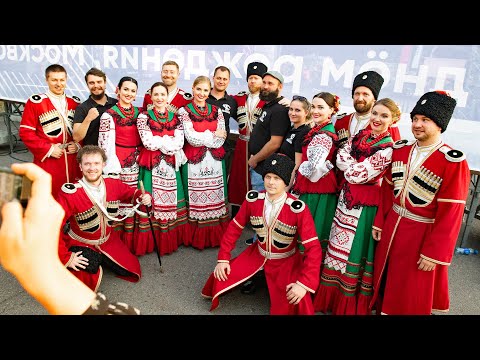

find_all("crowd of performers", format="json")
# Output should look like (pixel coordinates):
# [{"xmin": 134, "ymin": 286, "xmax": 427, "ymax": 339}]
[{"xmin": 19, "ymin": 62, "xmax": 470, "ymax": 316}]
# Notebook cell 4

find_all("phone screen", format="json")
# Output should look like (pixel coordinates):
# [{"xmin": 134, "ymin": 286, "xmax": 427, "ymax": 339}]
[{"xmin": 0, "ymin": 166, "xmax": 32, "ymax": 224}]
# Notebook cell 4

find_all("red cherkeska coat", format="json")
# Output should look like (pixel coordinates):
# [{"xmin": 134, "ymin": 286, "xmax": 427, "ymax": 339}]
[
  {"xmin": 55, "ymin": 176, "xmax": 146, "ymax": 292},
  {"xmin": 370, "ymin": 140, "xmax": 470, "ymax": 314},
  {"xmin": 19, "ymin": 93, "xmax": 82, "ymax": 196},
  {"xmin": 202, "ymin": 190, "xmax": 322, "ymax": 315}
]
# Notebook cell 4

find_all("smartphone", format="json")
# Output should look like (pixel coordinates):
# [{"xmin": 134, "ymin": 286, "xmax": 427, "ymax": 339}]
[{"xmin": 0, "ymin": 166, "xmax": 32, "ymax": 224}]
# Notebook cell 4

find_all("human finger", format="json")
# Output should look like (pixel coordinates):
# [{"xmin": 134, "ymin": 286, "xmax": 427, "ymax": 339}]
[
  {"xmin": 0, "ymin": 201, "xmax": 24, "ymax": 268},
  {"xmin": 11, "ymin": 163, "xmax": 52, "ymax": 201}
]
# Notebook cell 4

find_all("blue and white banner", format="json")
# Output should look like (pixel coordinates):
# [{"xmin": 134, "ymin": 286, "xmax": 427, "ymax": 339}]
[{"xmin": 0, "ymin": 44, "xmax": 478, "ymax": 169}]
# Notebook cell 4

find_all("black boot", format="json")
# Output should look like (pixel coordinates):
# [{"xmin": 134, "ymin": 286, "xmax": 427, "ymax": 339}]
[{"xmin": 240, "ymin": 279, "xmax": 256, "ymax": 294}]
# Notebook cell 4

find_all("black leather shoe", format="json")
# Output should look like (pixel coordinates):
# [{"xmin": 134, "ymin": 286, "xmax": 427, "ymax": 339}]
[
  {"xmin": 245, "ymin": 237, "xmax": 254, "ymax": 246},
  {"xmin": 240, "ymin": 280, "xmax": 256, "ymax": 294}
]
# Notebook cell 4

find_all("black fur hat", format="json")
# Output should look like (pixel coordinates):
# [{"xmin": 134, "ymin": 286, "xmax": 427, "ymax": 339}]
[
  {"xmin": 352, "ymin": 70, "xmax": 384, "ymax": 100},
  {"xmin": 246, "ymin": 62, "xmax": 268, "ymax": 81},
  {"xmin": 410, "ymin": 91, "xmax": 456, "ymax": 133},
  {"xmin": 262, "ymin": 153, "xmax": 294, "ymax": 186}
]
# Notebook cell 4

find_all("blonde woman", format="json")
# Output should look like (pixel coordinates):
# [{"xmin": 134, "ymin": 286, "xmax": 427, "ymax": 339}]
[{"xmin": 177, "ymin": 76, "xmax": 230, "ymax": 250}]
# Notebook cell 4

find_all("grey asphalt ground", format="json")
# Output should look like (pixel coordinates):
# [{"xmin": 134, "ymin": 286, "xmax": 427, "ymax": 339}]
[{"xmin": 0, "ymin": 136, "xmax": 479, "ymax": 316}]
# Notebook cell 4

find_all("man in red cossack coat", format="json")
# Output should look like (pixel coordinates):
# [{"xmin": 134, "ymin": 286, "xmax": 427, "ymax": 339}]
[
  {"xmin": 19, "ymin": 64, "xmax": 83, "ymax": 196},
  {"xmin": 202, "ymin": 153, "xmax": 322, "ymax": 315},
  {"xmin": 370, "ymin": 91, "xmax": 470, "ymax": 315},
  {"xmin": 142, "ymin": 60, "xmax": 192, "ymax": 113},
  {"xmin": 55, "ymin": 145, "xmax": 152, "ymax": 292},
  {"xmin": 335, "ymin": 70, "xmax": 401, "ymax": 146}
]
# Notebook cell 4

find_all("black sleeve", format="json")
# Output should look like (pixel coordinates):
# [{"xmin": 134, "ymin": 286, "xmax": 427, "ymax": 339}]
[
  {"xmin": 294, "ymin": 126, "xmax": 311, "ymax": 153},
  {"xmin": 269, "ymin": 107, "xmax": 291, "ymax": 137},
  {"xmin": 229, "ymin": 97, "xmax": 238, "ymax": 121},
  {"xmin": 73, "ymin": 103, "xmax": 88, "ymax": 124}
]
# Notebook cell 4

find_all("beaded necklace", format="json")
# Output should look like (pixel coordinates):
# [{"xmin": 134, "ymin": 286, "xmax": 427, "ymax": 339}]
[
  {"xmin": 192, "ymin": 101, "xmax": 209, "ymax": 116},
  {"xmin": 153, "ymin": 107, "xmax": 168, "ymax": 122},
  {"xmin": 361, "ymin": 130, "xmax": 389, "ymax": 146},
  {"xmin": 117, "ymin": 104, "xmax": 134, "ymax": 118}
]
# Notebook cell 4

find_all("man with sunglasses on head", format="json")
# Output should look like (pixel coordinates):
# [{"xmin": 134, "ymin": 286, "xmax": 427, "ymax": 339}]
[{"xmin": 242, "ymin": 70, "xmax": 291, "ymax": 294}]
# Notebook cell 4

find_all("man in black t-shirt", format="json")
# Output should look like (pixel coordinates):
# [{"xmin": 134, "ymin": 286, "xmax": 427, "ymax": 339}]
[
  {"xmin": 243, "ymin": 70, "xmax": 291, "ymax": 256},
  {"xmin": 73, "ymin": 68, "xmax": 117, "ymax": 146},
  {"xmin": 241, "ymin": 70, "xmax": 291, "ymax": 293},
  {"xmin": 248, "ymin": 70, "xmax": 291, "ymax": 187}
]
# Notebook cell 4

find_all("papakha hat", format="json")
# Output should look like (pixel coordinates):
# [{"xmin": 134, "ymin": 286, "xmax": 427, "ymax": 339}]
[
  {"xmin": 410, "ymin": 90, "xmax": 457, "ymax": 133},
  {"xmin": 246, "ymin": 62, "xmax": 268, "ymax": 81},
  {"xmin": 262, "ymin": 153, "xmax": 294, "ymax": 186},
  {"xmin": 352, "ymin": 70, "xmax": 384, "ymax": 100}
]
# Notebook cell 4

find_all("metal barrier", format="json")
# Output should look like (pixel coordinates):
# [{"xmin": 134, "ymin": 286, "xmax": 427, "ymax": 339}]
[
  {"xmin": 0, "ymin": 100, "xmax": 25, "ymax": 154},
  {"xmin": 460, "ymin": 169, "xmax": 480, "ymax": 247}
]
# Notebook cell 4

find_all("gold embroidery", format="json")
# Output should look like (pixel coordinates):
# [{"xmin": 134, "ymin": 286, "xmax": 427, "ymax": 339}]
[
  {"xmin": 75, "ymin": 207, "xmax": 100, "ymax": 233},
  {"xmin": 407, "ymin": 166, "xmax": 442, "ymax": 206},
  {"xmin": 391, "ymin": 161, "xmax": 406, "ymax": 198},
  {"xmin": 250, "ymin": 216, "xmax": 267, "ymax": 240},
  {"xmin": 271, "ymin": 220, "xmax": 297, "ymax": 249},
  {"xmin": 39, "ymin": 109, "xmax": 63, "ymax": 137}
]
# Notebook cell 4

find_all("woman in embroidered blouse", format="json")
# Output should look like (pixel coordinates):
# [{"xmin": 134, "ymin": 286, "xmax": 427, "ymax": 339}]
[
  {"xmin": 291, "ymin": 92, "xmax": 340, "ymax": 257},
  {"xmin": 313, "ymin": 98, "xmax": 400, "ymax": 315},
  {"xmin": 98, "ymin": 76, "xmax": 143, "ymax": 245},
  {"xmin": 177, "ymin": 75, "xmax": 230, "ymax": 250},
  {"xmin": 135, "ymin": 82, "xmax": 189, "ymax": 256}
]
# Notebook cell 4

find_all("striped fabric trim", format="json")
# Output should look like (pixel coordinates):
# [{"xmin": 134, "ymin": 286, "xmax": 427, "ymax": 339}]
[{"xmin": 393, "ymin": 204, "xmax": 435, "ymax": 223}]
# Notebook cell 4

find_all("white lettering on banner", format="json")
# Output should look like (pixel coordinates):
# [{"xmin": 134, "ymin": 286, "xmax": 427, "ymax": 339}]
[
  {"xmin": 394, "ymin": 64, "xmax": 429, "ymax": 95},
  {"xmin": 121, "ymin": 47, "xmax": 139, "ymax": 69},
  {"xmin": 321, "ymin": 58, "xmax": 355, "ymax": 87},
  {"xmin": 163, "ymin": 48, "xmax": 184, "ymax": 69},
  {"xmin": 435, "ymin": 67, "xmax": 468, "ymax": 107},
  {"xmin": 274, "ymin": 55, "xmax": 303, "ymax": 94},
  {"xmin": 0, "ymin": 45, "xmax": 471, "ymax": 110},
  {"xmin": 30, "ymin": 45, "xmax": 44, "ymax": 62},
  {"xmin": 358, "ymin": 60, "xmax": 391, "ymax": 86},
  {"xmin": 185, "ymin": 50, "xmax": 208, "ymax": 79},
  {"xmin": 103, "ymin": 45, "xmax": 118, "ymax": 68},
  {"xmin": 1, "ymin": 45, "xmax": 477, "ymax": 170},
  {"xmin": 63, "ymin": 46, "xmax": 85, "ymax": 65},
  {"xmin": 141, "ymin": 47, "xmax": 161, "ymax": 71},
  {"xmin": 211, "ymin": 51, "xmax": 243, "ymax": 78},
  {"xmin": 44, "ymin": 46, "xmax": 62, "ymax": 64}
]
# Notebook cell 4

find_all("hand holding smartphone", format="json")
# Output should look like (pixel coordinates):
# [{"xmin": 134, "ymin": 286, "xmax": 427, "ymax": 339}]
[{"xmin": 0, "ymin": 165, "xmax": 32, "ymax": 224}]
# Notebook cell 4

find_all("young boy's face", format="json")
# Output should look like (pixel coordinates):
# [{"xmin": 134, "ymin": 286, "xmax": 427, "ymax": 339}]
[{"xmin": 263, "ymin": 173, "xmax": 286, "ymax": 198}]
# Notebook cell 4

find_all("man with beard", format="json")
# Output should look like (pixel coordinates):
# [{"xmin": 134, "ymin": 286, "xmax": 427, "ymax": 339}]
[
  {"xmin": 248, "ymin": 70, "xmax": 291, "ymax": 194},
  {"xmin": 335, "ymin": 70, "xmax": 383, "ymax": 143},
  {"xmin": 241, "ymin": 70, "xmax": 291, "ymax": 293},
  {"xmin": 228, "ymin": 62, "xmax": 268, "ymax": 215},
  {"xmin": 335, "ymin": 70, "xmax": 400, "ymax": 145},
  {"xmin": 334, "ymin": 70, "xmax": 399, "ymax": 190},
  {"xmin": 55, "ymin": 145, "xmax": 152, "ymax": 292},
  {"xmin": 73, "ymin": 67, "xmax": 118, "ymax": 146},
  {"xmin": 142, "ymin": 60, "xmax": 192, "ymax": 113}
]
